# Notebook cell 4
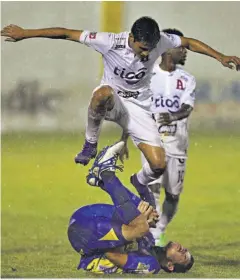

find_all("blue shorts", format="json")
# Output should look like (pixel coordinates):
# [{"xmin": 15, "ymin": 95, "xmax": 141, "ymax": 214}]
[{"xmin": 68, "ymin": 204, "xmax": 128, "ymax": 255}]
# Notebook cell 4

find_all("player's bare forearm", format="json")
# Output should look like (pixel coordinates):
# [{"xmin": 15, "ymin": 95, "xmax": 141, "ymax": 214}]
[
  {"xmin": 120, "ymin": 130, "xmax": 129, "ymax": 142},
  {"xmin": 23, "ymin": 28, "xmax": 81, "ymax": 40},
  {"xmin": 181, "ymin": 37, "xmax": 240, "ymax": 70},
  {"xmin": 171, "ymin": 104, "xmax": 193, "ymax": 121},
  {"xmin": 155, "ymin": 104, "xmax": 193, "ymax": 125},
  {"xmin": 119, "ymin": 130, "xmax": 129, "ymax": 163},
  {"xmin": 182, "ymin": 37, "xmax": 223, "ymax": 60},
  {"xmin": 1, "ymin": 24, "xmax": 82, "ymax": 42}
]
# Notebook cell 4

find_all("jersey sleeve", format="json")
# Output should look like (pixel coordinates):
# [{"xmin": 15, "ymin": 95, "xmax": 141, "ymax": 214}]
[
  {"xmin": 123, "ymin": 252, "xmax": 160, "ymax": 274},
  {"xmin": 181, "ymin": 75, "xmax": 196, "ymax": 108},
  {"xmin": 156, "ymin": 32, "xmax": 182, "ymax": 55},
  {"xmin": 79, "ymin": 31, "xmax": 114, "ymax": 55}
]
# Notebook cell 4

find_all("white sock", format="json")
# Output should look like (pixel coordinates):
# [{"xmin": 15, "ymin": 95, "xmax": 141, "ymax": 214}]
[
  {"xmin": 157, "ymin": 197, "xmax": 179, "ymax": 233},
  {"xmin": 149, "ymin": 184, "xmax": 162, "ymax": 241},
  {"xmin": 85, "ymin": 107, "xmax": 105, "ymax": 144},
  {"xmin": 137, "ymin": 162, "xmax": 164, "ymax": 185}
]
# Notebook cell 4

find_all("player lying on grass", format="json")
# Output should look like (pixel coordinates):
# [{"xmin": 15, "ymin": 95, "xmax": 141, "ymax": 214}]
[{"xmin": 67, "ymin": 141, "xmax": 194, "ymax": 274}]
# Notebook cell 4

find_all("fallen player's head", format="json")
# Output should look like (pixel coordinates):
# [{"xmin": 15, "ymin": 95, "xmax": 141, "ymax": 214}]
[
  {"xmin": 162, "ymin": 28, "xmax": 187, "ymax": 66},
  {"xmin": 129, "ymin": 16, "xmax": 160, "ymax": 59},
  {"xmin": 153, "ymin": 241, "xmax": 194, "ymax": 273}
]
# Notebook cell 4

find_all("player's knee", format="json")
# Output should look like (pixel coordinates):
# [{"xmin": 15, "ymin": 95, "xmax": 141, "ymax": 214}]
[
  {"xmin": 148, "ymin": 148, "xmax": 166, "ymax": 171},
  {"xmin": 149, "ymin": 158, "xmax": 166, "ymax": 173},
  {"xmin": 92, "ymin": 85, "xmax": 114, "ymax": 107},
  {"xmin": 165, "ymin": 191, "xmax": 179, "ymax": 202}
]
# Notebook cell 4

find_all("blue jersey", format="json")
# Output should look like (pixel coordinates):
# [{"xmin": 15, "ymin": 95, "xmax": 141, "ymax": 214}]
[{"xmin": 68, "ymin": 204, "xmax": 161, "ymax": 274}]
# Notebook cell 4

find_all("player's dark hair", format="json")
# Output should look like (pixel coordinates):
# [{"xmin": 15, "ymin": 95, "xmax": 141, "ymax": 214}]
[
  {"xmin": 131, "ymin": 16, "xmax": 160, "ymax": 49},
  {"xmin": 172, "ymin": 255, "xmax": 194, "ymax": 273},
  {"xmin": 162, "ymin": 28, "xmax": 184, "ymax": 37},
  {"xmin": 152, "ymin": 243, "xmax": 194, "ymax": 273}
]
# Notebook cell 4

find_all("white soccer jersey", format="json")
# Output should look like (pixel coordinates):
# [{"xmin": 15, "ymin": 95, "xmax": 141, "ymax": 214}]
[
  {"xmin": 79, "ymin": 31, "xmax": 181, "ymax": 108},
  {"xmin": 150, "ymin": 64, "xmax": 196, "ymax": 158}
]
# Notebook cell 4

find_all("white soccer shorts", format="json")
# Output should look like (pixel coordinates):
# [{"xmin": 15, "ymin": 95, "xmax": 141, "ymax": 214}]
[
  {"xmin": 93, "ymin": 84, "xmax": 162, "ymax": 147},
  {"xmin": 142, "ymin": 153, "xmax": 186, "ymax": 195}
]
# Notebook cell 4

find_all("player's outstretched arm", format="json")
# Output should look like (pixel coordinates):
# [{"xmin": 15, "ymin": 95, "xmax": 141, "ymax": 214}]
[
  {"xmin": 180, "ymin": 37, "xmax": 240, "ymax": 70},
  {"xmin": 1, "ymin": 24, "xmax": 82, "ymax": 42}
]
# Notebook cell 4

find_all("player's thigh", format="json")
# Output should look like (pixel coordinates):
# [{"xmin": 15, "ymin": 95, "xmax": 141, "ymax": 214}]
[
  {"xmin": 68, "ymin": 216, "xmax": 126, "ymax": 255},
  {"xmin": 162, "ymin": 157, "xmax": 187, "ymax": 195},
  {"xmin": 125, "ymin": 101, "xmax": 161, "ymax": 147}
]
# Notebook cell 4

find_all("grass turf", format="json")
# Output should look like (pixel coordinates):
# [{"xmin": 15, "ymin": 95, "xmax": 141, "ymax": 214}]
[{"xmin": 1, "ymin": 131, "xmax": 240, "ymax": 278}]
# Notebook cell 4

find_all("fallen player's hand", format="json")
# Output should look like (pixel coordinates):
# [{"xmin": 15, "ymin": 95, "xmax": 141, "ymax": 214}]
[
  {"xmin": 119, "ymin": 142, "xmax": 129, "ymax": 163},
  {"xmin": 137, "ymin": 201, "xmax": 153, "ymax": 216},
  {"xmin": 1, "ymin": 24, "xmax": 25, "ymax": 42},
  {"xmin": 147, "ymin": 209, "xmax": 159, "ymax": 228},
  {"xmin": 219, "ymin": 55, "xmax": 240, "ymax": 71}
]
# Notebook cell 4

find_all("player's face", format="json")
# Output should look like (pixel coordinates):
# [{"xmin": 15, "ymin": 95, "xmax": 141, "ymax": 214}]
[
  {"xmin": 129, "ymin": 34, "xmax": 152, "ymax": 59},
  {"xmin": 171, "ymin": 46, "xmax": 187, "ymax": 65},
  {"xmin": 166, "ymin": 241, "xmax": 191, "ymax": 266}
]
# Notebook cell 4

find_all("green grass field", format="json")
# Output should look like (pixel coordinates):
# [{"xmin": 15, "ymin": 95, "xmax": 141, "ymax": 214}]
[{"xmin": 1, "ymin": 131, "xmax": 240, "ymax": 278}]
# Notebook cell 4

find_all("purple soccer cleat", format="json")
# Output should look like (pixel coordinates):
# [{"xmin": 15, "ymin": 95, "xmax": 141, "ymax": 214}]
[{"xmin": 74, "ymin": 140, "xmax": 98, "ymax": 166}]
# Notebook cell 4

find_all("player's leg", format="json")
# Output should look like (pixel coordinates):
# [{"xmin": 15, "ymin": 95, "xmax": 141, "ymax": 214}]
[
  {"xmin": 157, "ymin": 157, "xmax": 186, "ymax": 246},
  {"xmin": 75, "ymin": 85, "xmax": 115, "ymax": 165},
  {"xmin": 87, "ymin": 142, "xmax": 142, "ymax": 224},
  {"xmin": 87, "ymin": 141, "xmax": 156, "ymax": 240},
  {"xmin": 123, "ymin": 101, "xmax": 166, "ymax": 207},
  {"xmin": 141, "ymin": 152, "xmax": 163, "ymax": 243}
]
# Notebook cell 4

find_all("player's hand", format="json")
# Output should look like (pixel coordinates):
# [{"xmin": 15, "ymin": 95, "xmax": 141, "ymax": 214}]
[
  {"xmin": 137, "ymin": 201, "xmax": 153, "ymax": 216},
  {"xmin": 219, "ymin": 55, "xmax": 240, "ymax": 71},
  {"xmin": 119, "ymin": 142, "xmax": 129, "ymax": 163},
  {"xmin": 1, "ymin": 24, "xmax": 25, "ymax": 42},
  {"xmin": 147, "ymin": 209, "xmax": 159, "ymax": 228},
  {"xmin": 156, "ymin": 112, "xmax": 176, "ymax": 125}
]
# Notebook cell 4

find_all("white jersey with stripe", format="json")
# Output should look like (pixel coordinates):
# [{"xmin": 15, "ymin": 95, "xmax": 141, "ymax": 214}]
[
  {"xmin": 150, "ymin": 64, "xmax": 196, "ymax": 158},
  {"xmin": 79, "ymin": 31, "xmax": 181, "ymax": 109}
]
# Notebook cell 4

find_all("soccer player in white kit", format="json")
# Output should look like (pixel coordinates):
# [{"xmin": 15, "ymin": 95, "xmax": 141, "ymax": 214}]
[
  {"xmin": 2, "ymin": 18, "xmax": 240, "ymax": 207},
  {"xmin": 146, "ymin": 28, "xmax": 196, "ymax": 246}
]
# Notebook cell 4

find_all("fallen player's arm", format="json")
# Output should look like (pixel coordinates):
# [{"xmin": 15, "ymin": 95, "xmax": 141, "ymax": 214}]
[
  {"xmin": 105, "ymin": 251, "xmax": 160, "ymax": 274},
  {"xmin": 121, "ymin": 201, "xmax": 158, "ymax": 241},
  {"xmin": 1, "ymin": 24, "xmax": 82, "ymax": 42},
  {"xmin": 180, "ymin": 36, "xmax": 240, "ymax": 70}
]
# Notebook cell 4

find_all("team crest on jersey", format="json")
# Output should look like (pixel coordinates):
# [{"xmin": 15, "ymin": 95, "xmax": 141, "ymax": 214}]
[{"xmin": 89, "ymin": 32, "xmax": 97, "ymax": 39}]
